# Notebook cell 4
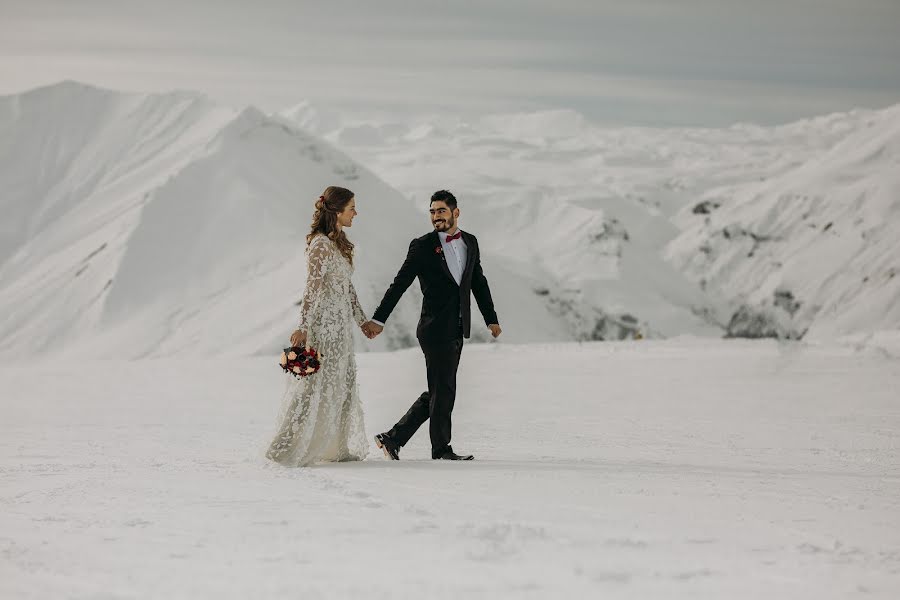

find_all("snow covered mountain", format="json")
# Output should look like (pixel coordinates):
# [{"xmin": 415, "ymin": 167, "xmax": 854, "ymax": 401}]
[
  {"xmin": 299, "ymin": 104, "xmax": 900, "ymax": 342},
  {"xmin": 666, "ymin": 106, "xmax": 900, "ymax": 340},
  {"xmin": 0, "ymin": 82, "xmax": 576, "ymax": 360},
  {"xmin": 2, "ymin": 82, "xmax": 897, "ymax": 360}
]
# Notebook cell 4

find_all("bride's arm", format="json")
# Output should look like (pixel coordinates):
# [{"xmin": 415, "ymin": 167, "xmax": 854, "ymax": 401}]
[
  {"xmin": 296, "ymin": 236, "xmax": 330, "ymax": 339},
  {"xmin": 349, "ymin": 280, "xmax": 368, "ymax": 327}
]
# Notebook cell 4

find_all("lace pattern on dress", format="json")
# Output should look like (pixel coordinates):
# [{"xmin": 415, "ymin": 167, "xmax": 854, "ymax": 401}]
[{"xmin": 266, "ymin": 234, "xmax": 369, "ymax": 466}]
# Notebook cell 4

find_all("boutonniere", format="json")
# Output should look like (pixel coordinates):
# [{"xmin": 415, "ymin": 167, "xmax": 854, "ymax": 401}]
[{"xmin": 435, "ymin": 246, "xmax": 442, "ymax": 255}]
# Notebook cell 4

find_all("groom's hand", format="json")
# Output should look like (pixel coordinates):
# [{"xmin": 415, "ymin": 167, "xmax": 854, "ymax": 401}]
[{"xmin": 488, "ymin": 324, "xmax": 502, "ymax": 338}]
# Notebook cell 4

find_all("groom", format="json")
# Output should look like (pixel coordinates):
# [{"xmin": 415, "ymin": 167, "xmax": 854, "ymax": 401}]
[{"xmin": 363, "ymin": 190, "xmax": 501, "ymax": 461}]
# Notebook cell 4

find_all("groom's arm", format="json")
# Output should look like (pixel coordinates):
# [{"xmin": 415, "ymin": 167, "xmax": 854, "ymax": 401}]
[
  {"xmin": 470, "ymin": 240, "xmax": 499, "ymax": 327},
  {"xmin": 371, "ymin": 239, "xmax": 421, "ymax": 325}
]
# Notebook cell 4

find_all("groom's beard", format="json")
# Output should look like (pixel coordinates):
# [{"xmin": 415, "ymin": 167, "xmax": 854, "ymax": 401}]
[{"xmin": 432, "ymin": 216, "xmax": 455, "ymax": 231}]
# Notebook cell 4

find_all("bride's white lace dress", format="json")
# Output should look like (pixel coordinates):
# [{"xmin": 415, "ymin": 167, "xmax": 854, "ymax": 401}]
[{"xmin": 266, "ymin": 234, "xmax": 369, "ymax": 466}]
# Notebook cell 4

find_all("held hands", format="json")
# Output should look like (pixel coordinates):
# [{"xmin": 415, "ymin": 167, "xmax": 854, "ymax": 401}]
[
  {"xmin": 302, "ymin": 323, "xmax": 493, "ymax": 341},
  {"xmin": 361, "ymin": 321, "xmax": 384, "ymax": 339},
  {"xmin": 290, "ymin": 329, "xmax": 307, "ymax": 347}
]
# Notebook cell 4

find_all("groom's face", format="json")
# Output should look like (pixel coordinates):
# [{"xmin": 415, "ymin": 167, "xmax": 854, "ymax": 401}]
[{"xmin": 430, "ymin": 201, "xmax": 458, "ymax": 232}]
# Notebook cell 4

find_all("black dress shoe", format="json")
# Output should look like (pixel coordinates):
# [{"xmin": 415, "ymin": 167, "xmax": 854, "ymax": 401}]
[
  {"xmin": 374, "ymin": 433, "xmax": 400, "ymax": 460},
  {"xmin": 435, "ymin": 447, "xmax": 474, "ymax": 461}
]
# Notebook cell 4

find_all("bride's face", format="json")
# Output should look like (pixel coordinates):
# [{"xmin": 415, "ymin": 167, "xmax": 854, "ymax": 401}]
[{"xmin": 337, "ymin": 198, "xmax": 357, "ymax": 228}]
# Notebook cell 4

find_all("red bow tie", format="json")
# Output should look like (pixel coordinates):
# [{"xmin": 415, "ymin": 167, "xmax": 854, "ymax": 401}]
[{"xmin": 445, "ymin": 231, "xmax": 462, "ymax": 242}]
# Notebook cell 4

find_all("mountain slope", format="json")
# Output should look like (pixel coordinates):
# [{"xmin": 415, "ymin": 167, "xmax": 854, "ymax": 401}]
[
  {"xmin": 3, "ymin": 82, "xmax": 897, "ymax": 359},
  {"xmin": 0, "ymin": 83, "xmax": 574, "ymax": 360},
  {"xmin": 666, "ymin": 105, "xmax": 900, "ymax": 339},
  {"xmin": 306, "ymin": 104, "xmax": 900, "ymax": 341}
]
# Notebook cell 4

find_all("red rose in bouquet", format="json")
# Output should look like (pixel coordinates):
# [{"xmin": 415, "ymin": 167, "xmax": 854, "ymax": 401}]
[{"xmin": 279, "ymin": 346, "xmax": 323, "ymax": 379}]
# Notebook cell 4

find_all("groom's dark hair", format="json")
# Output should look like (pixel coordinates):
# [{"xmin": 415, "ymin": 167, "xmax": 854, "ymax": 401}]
[{"xmin": 430, "ymin": 190, "xmax": 457, "ymax": 209}]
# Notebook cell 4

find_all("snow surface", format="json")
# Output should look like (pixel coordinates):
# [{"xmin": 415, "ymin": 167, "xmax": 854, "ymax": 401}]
[{"xmin": 1, "ymin": 339, "xmax": 899, "ymax": 598}]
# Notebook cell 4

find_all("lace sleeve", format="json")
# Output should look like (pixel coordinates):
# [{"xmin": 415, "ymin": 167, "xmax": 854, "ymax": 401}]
[
  {"xmin": 297, "ymin": 236, "xmax": 330, "ymax": 332},
  {"xmin": 349, "ymin": 280, "xmax": 368, "ymax": 327}
]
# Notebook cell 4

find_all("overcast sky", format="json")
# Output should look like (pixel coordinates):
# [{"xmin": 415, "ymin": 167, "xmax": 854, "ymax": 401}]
[{"xmin": 1, "ymin": 0, "xmax": 899, "ymax": 126}]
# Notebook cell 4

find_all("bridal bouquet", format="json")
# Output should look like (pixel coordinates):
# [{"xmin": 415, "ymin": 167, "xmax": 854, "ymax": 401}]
[{"xmin": 279, "ymin": 346, "xmax": 323, "ymax": 378}]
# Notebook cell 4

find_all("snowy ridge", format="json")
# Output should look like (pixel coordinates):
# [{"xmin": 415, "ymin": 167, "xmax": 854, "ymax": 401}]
[
  {"xmin": 0, "ymin": 83, "xmax": 578, "ymax": 360},
  {"xmin": 666, "ymin": 105, "xmax": 900, "ymax": 339},
  {"xmin": 306, "ymin": 102, "xmax": 900, "ymax": 342},
  {"xmin": 2, "ymin": 82, "xmax": 898, "ymax": 359}
]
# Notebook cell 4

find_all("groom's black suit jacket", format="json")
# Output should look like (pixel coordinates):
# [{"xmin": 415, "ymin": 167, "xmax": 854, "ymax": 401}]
[{"xmin": 373, "ymin": 230, "xmax": 498, "ymax": 342}]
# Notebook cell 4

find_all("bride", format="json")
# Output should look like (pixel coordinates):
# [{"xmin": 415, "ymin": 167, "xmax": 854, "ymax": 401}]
[{"xmin": 266, "ymin": 186, "xmax": 372, "ymax": 466}]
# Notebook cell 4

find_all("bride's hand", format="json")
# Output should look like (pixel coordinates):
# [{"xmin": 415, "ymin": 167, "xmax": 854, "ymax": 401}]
[
  {"xmin": 361, "ymin": 321, "xmax": 383, "ymax": 339},
  {"xmin": 290, "ymin": 329, "xmax": 307, "ymax": 347}
]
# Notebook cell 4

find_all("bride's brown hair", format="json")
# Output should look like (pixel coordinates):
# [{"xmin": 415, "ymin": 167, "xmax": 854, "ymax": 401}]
[{"xmin": 307, "ymin": 186, "xmax": 355, "ymax": 265}]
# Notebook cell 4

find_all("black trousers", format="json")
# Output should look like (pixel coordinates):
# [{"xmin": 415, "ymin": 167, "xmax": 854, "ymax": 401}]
[{"xmin": 387, "ymin": 332, "xmax": 464, "ymax": 458}]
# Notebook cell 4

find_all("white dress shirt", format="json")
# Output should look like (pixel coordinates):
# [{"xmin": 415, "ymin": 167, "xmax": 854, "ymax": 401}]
[{"xmin": 439, "ymin": 229, "xmax": 467, "ymax": 285}]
